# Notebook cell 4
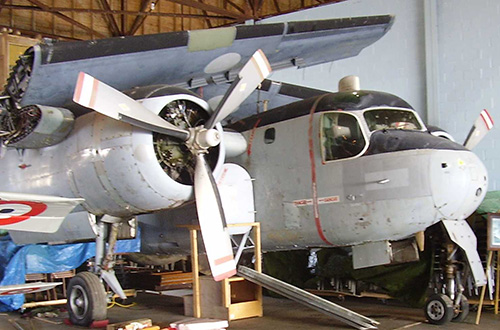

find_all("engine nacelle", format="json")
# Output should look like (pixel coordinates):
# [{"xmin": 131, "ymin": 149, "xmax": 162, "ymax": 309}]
[
  {"xmin": 3, "ymin": 105, "xmax": 74, "ymax": 149},
  {"xmin": 0, "ymin": 88, "xmax": 226, "ymax": 219},
  {"xmin": 66, "ymin": 92, "xmax": 225, "ymax": 217}
]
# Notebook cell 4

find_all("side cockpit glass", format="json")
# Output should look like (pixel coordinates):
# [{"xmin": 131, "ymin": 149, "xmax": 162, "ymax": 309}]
[
  {"xmin": 321, "ymin": 112, "xmax": 366, "ymax": 161},
  {"xmin": 364, "ymin": 109, "xmax": 422, "ymax": 131}
]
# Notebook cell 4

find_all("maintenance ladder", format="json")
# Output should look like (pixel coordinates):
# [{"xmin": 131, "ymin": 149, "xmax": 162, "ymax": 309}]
[{"xmin": 237, "ymin": 266, "xmax": 379, "ymax": 330}]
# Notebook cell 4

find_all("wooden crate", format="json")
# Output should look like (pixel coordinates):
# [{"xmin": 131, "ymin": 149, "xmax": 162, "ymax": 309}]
[
  {"xmin": 198, "ymin": 275, "xmax": 262, "ymax": 321},
  {"xmin": 129, "ymin": 271, "xmax": 193, "ymax": 291}
]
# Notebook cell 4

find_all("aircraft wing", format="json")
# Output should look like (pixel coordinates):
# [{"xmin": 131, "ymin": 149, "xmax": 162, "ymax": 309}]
[
  {"xmin": 9, "ymin": 15, "xmax": 394, "ymax": 109},
  {"xmin": 0, "ymin": 192, "xmax": 84, "ymax": 233},
  {"xmin": 198, "ymin": 79, "xmax": 329, "ymax": 123},
  {"xmin": 0, "ymin": 282, "xmax": 61, "ymax": 296}
]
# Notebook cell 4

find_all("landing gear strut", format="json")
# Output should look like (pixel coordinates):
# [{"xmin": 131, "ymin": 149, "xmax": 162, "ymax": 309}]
[
  {"xmin": 425, "ymin": 224, "xmax": 472, "ymax": 325},
  {"xmin": 67, "ymin": 216, "xmax": 129, "ymax": 326}
]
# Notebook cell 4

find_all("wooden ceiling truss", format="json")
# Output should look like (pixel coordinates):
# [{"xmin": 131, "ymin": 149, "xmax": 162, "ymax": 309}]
[{"xmin": 0, "ymin": 0, "xmax": 346, "ymax": 40}]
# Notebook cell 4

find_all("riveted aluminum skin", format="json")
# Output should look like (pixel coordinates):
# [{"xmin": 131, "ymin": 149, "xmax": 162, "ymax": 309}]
[{"xmin": 0, "ymin": 95, "xmax": 225, "ymax": 218}]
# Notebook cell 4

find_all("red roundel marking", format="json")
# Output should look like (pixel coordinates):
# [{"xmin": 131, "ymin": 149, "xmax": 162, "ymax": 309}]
[{"xmin": 0, "ymin": 201, "xmax": 47, "ymax": 225}]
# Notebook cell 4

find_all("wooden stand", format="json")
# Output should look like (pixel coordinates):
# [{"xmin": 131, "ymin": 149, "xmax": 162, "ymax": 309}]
[
  {"xmin": 185, "ymin": 222, "xmax": 262, "ymax": 321},
  {"xmin": 475, "ymin": 250, "xmax": 500, "ymax": 324}
]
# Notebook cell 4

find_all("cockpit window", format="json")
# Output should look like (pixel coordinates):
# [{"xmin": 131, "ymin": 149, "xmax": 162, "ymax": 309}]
[
  {"xmin": 364, "ymin": 109, "xmax": 422, "ymax": 131},
  {"xmin": 321, "ymin": 112, "xmax": 366, "ymax": 161}
]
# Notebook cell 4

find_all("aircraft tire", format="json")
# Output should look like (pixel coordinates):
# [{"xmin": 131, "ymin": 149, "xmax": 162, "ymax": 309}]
[
  {"xmin": 424, "ymin": 294, "xmax": 454, "ymax": 325},
  {"xmin": 451, "ymin": 296, "xmax": 469, "ymax": 323},
  {"xmin": 67, "ymin": 271, "xmax": 107, "ymax": 326}
]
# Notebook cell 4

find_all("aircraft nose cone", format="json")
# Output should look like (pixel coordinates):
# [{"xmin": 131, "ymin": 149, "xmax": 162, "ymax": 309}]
[{"xmin": 430, "ymin": 150, "xmax": 488, "ymax": 220}]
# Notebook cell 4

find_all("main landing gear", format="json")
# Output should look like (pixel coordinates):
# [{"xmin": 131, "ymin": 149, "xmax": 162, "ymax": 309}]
[
  {"xmin": 66, "ymin": 216, "xmax": 129, "ymax": 326},
  {"xmin": 67, "ymin": 272, "xmax": 107, "ymax": 326}
]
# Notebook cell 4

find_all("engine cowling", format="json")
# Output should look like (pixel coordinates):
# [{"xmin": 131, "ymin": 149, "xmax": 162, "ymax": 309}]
[
  {"xmin": 2, "ymin": 105, "xmax": 74, "ymax": 148},
  {"xmin": 66, "ymin": 91, "xmax": 226, "ymax": 217}
]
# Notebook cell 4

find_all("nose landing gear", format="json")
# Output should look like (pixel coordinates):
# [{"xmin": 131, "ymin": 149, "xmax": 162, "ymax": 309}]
[{"xmin": 425, "ymin": 227, "xmax": 473, "ymax": 325}]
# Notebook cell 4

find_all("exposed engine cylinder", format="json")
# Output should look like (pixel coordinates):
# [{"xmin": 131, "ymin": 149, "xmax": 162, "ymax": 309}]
[{"xmin": 3, "ymin": 105, "xmax": 74, "ymax": 148}]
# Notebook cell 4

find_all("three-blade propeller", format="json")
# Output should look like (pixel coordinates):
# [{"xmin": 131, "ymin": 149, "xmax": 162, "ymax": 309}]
[
  {"xmin": 463, "ymin": 109, "xmax": 494, "ymax": 150},
  {"xmin": 73, "ymin": 50, "xmax": 271, "ymax": 281}
]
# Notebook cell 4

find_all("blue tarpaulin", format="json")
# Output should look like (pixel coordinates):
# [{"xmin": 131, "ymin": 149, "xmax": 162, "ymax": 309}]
[{"xmin": 0, "ymin": 235, "xmax": 140, "ymax": 311}]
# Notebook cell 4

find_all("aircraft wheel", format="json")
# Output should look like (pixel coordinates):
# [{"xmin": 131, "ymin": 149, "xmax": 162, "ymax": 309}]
[
  {"xmin": 67, "ymin": 271, "xmax": 107, "ymax": 326},
  {"xmin": 452, "ymin": 296, "xmax": 469, "ymax": 322},
  {"xmin": 424, "ymin": 294, "xmax": 454, "ymax": 325}
]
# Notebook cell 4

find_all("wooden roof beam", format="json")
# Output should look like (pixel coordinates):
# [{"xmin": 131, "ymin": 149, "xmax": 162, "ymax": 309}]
[
  {"xmin": 25, "ymin": 0, "xmax": 106, "ymax": 39},
  {"xmin": 98, "ymin": 0, "xmax": 122, "ymax": 36},
  {"xmin": 224, "ymin": 0, "xmax": 245, "ymax": 15},
  {"xmin": 167, "ymin": 0, "xmax": 248, "ymax": 20},
  {"xmin": 128, "ymin": 0, "xmax": 153, "ymax": 35},
  {"xmin": 0, "ymin": 4, "xmax": 229, "ymax": 19}
]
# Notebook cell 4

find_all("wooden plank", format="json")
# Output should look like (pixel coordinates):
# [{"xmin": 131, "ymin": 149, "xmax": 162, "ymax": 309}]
[
  {"xmin": 228, "ymin": 300, "xmax": 263, "ymax": 320},
  {"xmin": 22, "ymin": 298, "xmax": 67, "ymax": 309},
  {"xmin": 191, "ymin": 227, "xmax": 201, "ymax": 318}
]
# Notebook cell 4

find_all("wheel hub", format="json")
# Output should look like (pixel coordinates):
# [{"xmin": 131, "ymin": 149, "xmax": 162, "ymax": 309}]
[{"xmin": 427, "ymin": 300, "xmax": 445, "ymax": 320}]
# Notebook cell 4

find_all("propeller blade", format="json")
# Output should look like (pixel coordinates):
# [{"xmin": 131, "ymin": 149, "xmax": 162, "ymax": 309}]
[
  {"xmin": 73, "ymin": 72, "xmax": 189, "ymax": 140},
  {"xmin": 463, "ymin": 109, "xmax": 494, "ymax": 150},
  {"xmin": 204, "ymin": 49, "xmax": 271, "ymax": 129},
  {"xmin": 194, "ymin": 153, "xmax": 236, "ymax": 281}
]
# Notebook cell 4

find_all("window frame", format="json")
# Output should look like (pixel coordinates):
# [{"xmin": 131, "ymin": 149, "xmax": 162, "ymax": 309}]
[
  {"xmin": 362, "ymin": 107, "xmax": 427, "ymax": 133},
  {"xmin": 320, "ymin": 111, "xmax": 369, "ymax": 164}
]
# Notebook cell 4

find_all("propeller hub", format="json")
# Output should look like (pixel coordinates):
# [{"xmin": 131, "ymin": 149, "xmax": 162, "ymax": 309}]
[
  {"xmin": 187, "ymin": 127, "xmax": 221, "ymax": 152},
  {"xmin": 198, "ymin": 128, "xmax": 221, "ymax": 148}
]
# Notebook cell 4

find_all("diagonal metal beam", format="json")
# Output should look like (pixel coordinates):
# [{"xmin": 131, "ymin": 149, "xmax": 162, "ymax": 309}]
[
  {"xmin": 128, "ymin": 0, "xmax": 152, "ymax": 35},
  {"xmin": 167, "ymin": 0, "xmax": 247, "ymax": 20},
  {"xmin": 272, "ymin": 0, "xmax": 281, "ymax": 13},
  {"xmin": 98, "ymin": 0, "xmax": 121, "ymax": 36},
  {"xmin": 197, "ymin": 0, "xmax": 212, "ymax": 28},
  {"xmin": 224, "ymin": 0, "xmax": 245, "ymax": 14},
  {"xmin": 25, "ymin": 0, "xmax": 106, "ymax": 38}
]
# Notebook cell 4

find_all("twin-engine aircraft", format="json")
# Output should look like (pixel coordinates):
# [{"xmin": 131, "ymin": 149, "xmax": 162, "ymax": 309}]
[{"xmin": 0, "ymin": 14, "xmax": 494, "ymax": 326}]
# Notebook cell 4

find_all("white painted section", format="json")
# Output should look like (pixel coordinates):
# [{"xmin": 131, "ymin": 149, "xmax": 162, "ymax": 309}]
[
  {"xmin": 352, "ymin": 240, "xmax": 392, "ymax": 269},
  {"xmin": 442, "ymin": 220, "xmax": 487, "ymax": 286},
  {"xmin": 0, "ymin": 192, "xmax": 83, "ymax": 233},
  {"xmin": 216, "ymin": 163, "xmax": 255, "ymax": 235}
]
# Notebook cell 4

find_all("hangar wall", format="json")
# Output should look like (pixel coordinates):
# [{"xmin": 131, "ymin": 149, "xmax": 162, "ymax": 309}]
[{"xmin": 265, "ymin": 0, "xmax": 500, "ymax": 191}]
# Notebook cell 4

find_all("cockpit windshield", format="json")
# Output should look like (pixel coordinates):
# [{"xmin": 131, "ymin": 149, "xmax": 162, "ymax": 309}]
[{"xmin": 364, "ymin": 109, "xmax": 422, "ymax": 131}]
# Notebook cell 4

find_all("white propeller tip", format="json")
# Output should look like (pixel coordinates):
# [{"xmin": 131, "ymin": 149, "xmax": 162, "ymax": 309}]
[{"xmin": 252, "ymin": 49, "xmax": 272, "ymax": 79}]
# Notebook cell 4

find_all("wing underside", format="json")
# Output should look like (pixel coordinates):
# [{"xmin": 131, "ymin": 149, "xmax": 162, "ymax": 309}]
[{"xmin": 0, "ymin": 192, "xmax": 84, "ymax": 233}]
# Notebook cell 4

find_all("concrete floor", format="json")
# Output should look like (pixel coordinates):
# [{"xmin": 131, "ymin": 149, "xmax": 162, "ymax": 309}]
[{"xmin": 0, "ymin": 293, "xmax": 498, "ymax": 330}]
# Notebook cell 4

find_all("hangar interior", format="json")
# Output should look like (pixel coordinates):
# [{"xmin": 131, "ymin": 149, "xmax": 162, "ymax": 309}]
[{"xmin": 0, "ymin": 0, "xmax": 499, "ymax": 329}]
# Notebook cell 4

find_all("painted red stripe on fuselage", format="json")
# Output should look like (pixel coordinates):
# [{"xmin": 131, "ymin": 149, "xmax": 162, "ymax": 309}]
[{"xmin": 307, "ymin": 95, "xmax": 333, "ymax": 246}]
